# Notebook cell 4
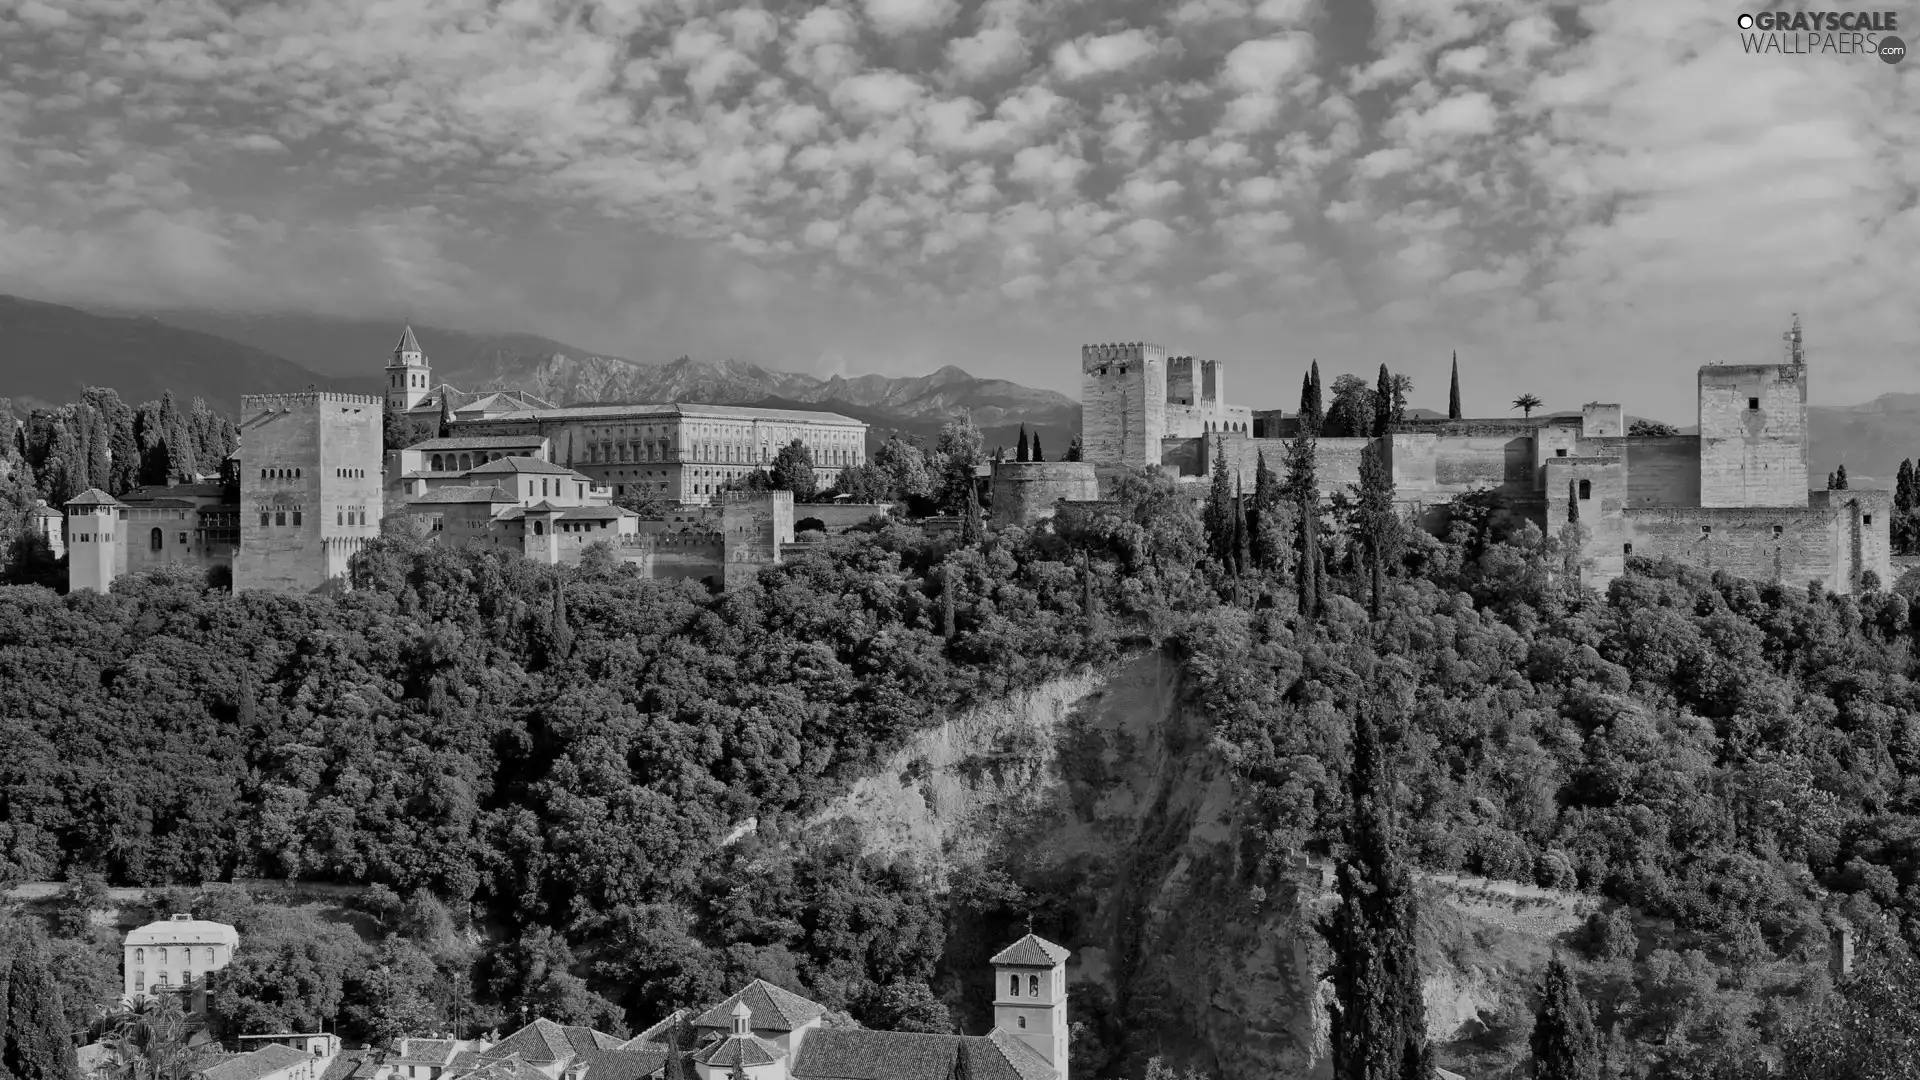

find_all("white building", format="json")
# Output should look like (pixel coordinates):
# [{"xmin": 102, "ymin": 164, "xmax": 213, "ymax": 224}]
[{"xmin": 125, "ymin": 914, "xmax": 240, "ymax": 1015}]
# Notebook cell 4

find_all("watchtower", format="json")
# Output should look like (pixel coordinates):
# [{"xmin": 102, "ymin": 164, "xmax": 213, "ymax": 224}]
[
  {"xmin": 1697, "ymin": 315, "xmax": 1809, "ymax": 508},
  {"xmin": 1080, "ymin": 342, "xmax": 1168, "ymax": 469},
  {"xmin": 385, "ymin": 325, "xmax": 432, "ymax": 416},
  {"xmin": 235, "ymin": 393, "xmax": 384, "ymax": 593},
  {"xmin": 65, "ymin": 489, "xmax": 124, "ymax": 594},
  {"xmin": 991, "ymin": 933, "xmax": 1070, "ymax": 1079}
]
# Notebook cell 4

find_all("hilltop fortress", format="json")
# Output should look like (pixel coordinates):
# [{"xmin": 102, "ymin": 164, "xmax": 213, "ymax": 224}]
[{"xmin": 1075, "ymin": 319, "xmax": 1892, "ymax": 595}]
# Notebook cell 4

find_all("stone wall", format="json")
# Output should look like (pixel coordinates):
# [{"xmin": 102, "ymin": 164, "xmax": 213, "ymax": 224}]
[
  {"xmin": 990, "ymin": 461, "xmax": 1101, "ymax": 526},
  {"xmin": 1698, "ymin": 363, "xmax": 1809, "ymax": 507},
  {"xmin": 1618, "ymin": 437, "xmax": 1702, "ymax": 507},
  {"xmin": 121, "ymin": 505, "xmax": 234, "ymax": 581},
  {"xmin": 795, "ymin": 502, "xmax": 894, "ymax": 533},
  {"xmin": 1612, "ymin": 504, "xmax": 1862, "ymax": 593},
  {"xmin": 67, "ymin": 508, "xmax": 121, "ymax": 593},
  {"xmin": 1389, "ymin": 434, "xmax": 1532, "ymax": 498}
]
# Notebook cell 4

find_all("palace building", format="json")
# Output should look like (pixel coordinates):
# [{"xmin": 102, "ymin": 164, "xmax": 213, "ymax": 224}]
[{"xmin": 380, "ymin": 328, "xmax": 869, "ymax": 506}]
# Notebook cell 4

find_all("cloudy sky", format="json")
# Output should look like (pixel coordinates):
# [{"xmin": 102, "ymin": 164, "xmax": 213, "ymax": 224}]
[{"xmin": 0, "ymin": 0, "xmax": 1914, "ymax": 418}]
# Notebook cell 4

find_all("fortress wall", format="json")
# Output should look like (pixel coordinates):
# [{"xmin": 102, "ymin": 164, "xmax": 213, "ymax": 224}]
[
  {"xmin": 1699, "ymin": 364, "xmax": 1809, "ymax": 507},
  {"xmin": 990, "ymin": 462, "xmax": 1101, "ymax": 527},
  {"xmin": 1618, "ymin": 505, "xmax": 1842, "ymax": 591},
  {"xmin": 1545, "ymin": 458, "xmax": 1629, "ymax": 581},
  {"xmin": 796, "ymin": 502, "xmax": 894, "ymax": 532},
  {"xmin": 1620, "ymin": 437, "xmax": 1703, "ymax": 507},
  {"xmin": 1429, "ymin": 436, "xmax": 1530, "ymax": 494}
]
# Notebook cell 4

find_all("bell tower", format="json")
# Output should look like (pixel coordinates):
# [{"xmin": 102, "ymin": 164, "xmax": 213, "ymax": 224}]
[
  {"xmin": 991, "ymin": 933, "xmax": 1070, "ymax": 1079},
  {"xmin": 385, "ymin": 325, "xmax": 431, "ymax": 415}
]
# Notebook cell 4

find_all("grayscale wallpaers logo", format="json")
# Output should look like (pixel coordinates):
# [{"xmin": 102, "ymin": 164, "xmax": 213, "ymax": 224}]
[{"xmin": 1736, "ymin": 10, "xmax": 1906, "ymax": 62}]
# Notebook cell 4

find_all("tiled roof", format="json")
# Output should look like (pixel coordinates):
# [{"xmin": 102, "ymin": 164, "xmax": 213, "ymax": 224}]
[
  {"xmin": 65, "ymin": 487, "xmax": 122, "ymax": 507},
  {"xmin": 689, "ymin": 1035, "xmax": 783, "ymax": 1069},
  {"xmin": 404, "ymin": 436, "xmax": 549, "ymax": 452},
  {"xmin": 789, "ymin": 1029, "xmax": 1056, "ymax": 1080},
  {"xmin": 120, "ymin": 483, "xmax": 230, "ymax": 502},
  {"xmin": 691, "ymin": 980, "xmax": 828, "ymax": 1032},
  {"xmin": 121, "ymin": 498, "xmax": 201, "ymax": 509},
  {"xmin": 394, "ymin": 325, "xmax": 423, "ymax": 358},
  {"xmin": 557, "ymin": 506, "xmax": 629, "ymax": 521},
  {"xmin": 126, "ymin": 917, "xmax": 239, "ymax": 946},
  {"xmin": 452, "ymin": 1057, "xmax": 549, "ymax": 1080},
  {"xmin": 989, "ymin": 934, "xmax": 1070, "ymax": 968},
  {"xmin": 319, "ymin": 1050, "xmax": 374, "ymax": 1080},
  {"xmin": 626, "ymin": 1010, "xmax": 687, "ymax": 1048},
  {"xmin": 396, "ymin": 1040, "xmax": 460, "ymax": 1065},
  {"xmin": 465, "ymin": 457, "xmax": 584, "ymax": 477},
  {"xmin": 28, "ymin": 501, "xmax": 60, "ymax": 518},
  {"xmin": 409, "ymin": 485, "xmax": 515, "ymax": 505},
  {"xmin": 575, "ymin": 1045, "xmax": 667, "ymax": 1080},
  {"xmin": 196, "ymin": 1043, "xmax": 312, "ymax": 1080}
]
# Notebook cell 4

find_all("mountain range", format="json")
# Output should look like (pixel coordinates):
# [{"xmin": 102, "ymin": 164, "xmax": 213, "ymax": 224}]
[{"xmin": 4, "ymin": 295, "xmax": 1916, "ymax": 483}]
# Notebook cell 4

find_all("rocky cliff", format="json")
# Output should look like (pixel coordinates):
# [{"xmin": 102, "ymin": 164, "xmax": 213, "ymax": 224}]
[{"xmin": 808, "ymin": 651, "xmax": 1598, "ymax": 1078}]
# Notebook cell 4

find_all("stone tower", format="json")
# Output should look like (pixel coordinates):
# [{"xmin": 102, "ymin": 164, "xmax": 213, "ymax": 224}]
[
  {"xmin": 1080, "ymin": 342, "xmax": 1168, "ymax": 470},
  {"xmin": 991, "ymin": 933, "xmax": 1070, "ymax": 1079},
  {"xmin": 235, "ymin": 393, "xmax": 384, "ymax": 593},
  {"xmin": 65, "ymin": 488, "xmax": 124, "ymax": 594},
  {"xmin": 385, "ymin": 325, "xmax": 432, "ymax": 417},
  {"xmin": 1696, "ymin": 315, "xmax": 1810, "ymax": 508}
]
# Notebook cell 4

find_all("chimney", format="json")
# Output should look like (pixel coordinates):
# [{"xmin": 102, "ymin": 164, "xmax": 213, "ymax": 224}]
[
  {"xmin": 1829, "ymin": 924, "xmax": 1854, "ymax": 981},
  {"xmin": 170, "ymin": 913, "xmax": 191, "ymax": 922}
]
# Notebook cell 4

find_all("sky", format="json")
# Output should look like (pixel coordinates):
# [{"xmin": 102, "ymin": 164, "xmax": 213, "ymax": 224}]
[{"xmin": 0, "ymin": 0, "xmax": 1915, "ymax": 421}]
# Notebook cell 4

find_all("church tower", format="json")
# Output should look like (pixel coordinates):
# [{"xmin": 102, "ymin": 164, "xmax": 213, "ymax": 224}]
[
  {"xmin": 65, "ymin": 488, "xmax": 124, "ymax": 594},
  {"xmin": 991, "ymin": 933, "xmax": 1070, "ymax": 1079},
  {"xmin": 385, "ymin": 325, "xmax": 431, "ymax": 416}
]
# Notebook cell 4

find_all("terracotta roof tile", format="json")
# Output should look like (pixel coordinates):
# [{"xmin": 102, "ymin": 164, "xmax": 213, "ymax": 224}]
[
  {"xmin": 788, "ymin": 1029, "xmax": 1055, "ymax": 1080},
  {"xmin": 989, "ymin": 935, "xmax": 1070, "ymax": 968},
  {"xmin": 691, "ymin": 981, "xmax": 827, "ymax": 1032}
]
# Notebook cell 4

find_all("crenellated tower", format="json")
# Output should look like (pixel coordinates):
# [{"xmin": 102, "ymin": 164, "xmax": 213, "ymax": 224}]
[
  {"xmin": 991, "ymin": 933, "xmax": 1070, "ymax": 1079},
  {"xmin": 1080, "ymin": 342, "xmax": 1168, "ymax": 470}
]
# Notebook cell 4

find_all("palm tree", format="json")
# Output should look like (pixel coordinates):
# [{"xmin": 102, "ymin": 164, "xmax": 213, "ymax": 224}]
[
  {"xmin": 93, "ymin": 995, "xmax": 194, "ymax": 1080},
  {"xmin": 1512, "ymin": 393, "xmax": 1544, "ymax": 419}
]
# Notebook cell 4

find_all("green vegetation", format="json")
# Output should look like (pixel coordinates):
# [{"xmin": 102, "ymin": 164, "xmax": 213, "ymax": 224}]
[{"xmin": 0, "ymin": 449, "xmax": 1918, "ymax": 1076}]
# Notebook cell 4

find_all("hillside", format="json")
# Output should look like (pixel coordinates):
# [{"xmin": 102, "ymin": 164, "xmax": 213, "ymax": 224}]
[
  {"xmin": 0, "ymin": 296, "xmax": 377, "ymax": 414},
  {"xmin": 1809, "ymin": 393, "xmax": 1920, "ymax": 488}
]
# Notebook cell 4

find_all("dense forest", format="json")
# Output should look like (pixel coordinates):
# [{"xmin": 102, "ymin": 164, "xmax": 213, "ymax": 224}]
[{"xmin": 0, "ymin": 376, "xmax": 1918, "ymax": 1075}]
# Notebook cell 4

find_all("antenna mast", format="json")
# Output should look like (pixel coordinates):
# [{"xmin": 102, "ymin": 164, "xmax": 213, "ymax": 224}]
[{"xmin": 1784, "ymin": 313, "xmax": 1804, "ymax": 365}]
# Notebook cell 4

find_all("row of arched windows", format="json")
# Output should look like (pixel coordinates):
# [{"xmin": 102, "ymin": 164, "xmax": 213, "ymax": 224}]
[
  {"xmin": 1204, "ymin": 421, "xmax": 1248, "ymax": 433},
  {"xmin": 132, "ymin": 947, "xmax": 215, "ymax": 964},
  {"xmin": 262, "ymin": 468, "xmax": 300, "ymax": 479},
  {"xmin": 1008, "ymin": 973, "xmax": 1043, "ymax": 996},
  {"xmin": 429, "ymin": 452, "xmax": 509, "ymax": 471},
  {"xmin": 258, "ymin": 511, "xmax": 302, "ymax": 527}
]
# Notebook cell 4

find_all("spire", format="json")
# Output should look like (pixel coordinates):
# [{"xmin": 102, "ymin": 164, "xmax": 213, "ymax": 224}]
[{"xmin": 394, "ymin": 325, "xmax": 424, "ymax": 360}]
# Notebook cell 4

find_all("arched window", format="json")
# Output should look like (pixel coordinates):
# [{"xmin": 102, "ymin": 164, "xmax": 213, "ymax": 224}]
[
  {"xmin": 150, "ymin": 527, "xmax": 163, "ymax": 551},
  {"xmin": 204, "ymin": 947, "xmax": 213, "ymax": 962},
  {"xmin": 431, "ymin": 455, "xmax": 443, "ymax": 471},
  {"xmin": 1578, "ymin": 479, "xmax": 1591, "ymax": 500},
  {"xmin": 1017, "ymin": 1016, "xmax": 1027, "ymax": 1030},
  {"xmin": 156, "ymin": 948, "xmax": 168, "ymax": 964},
  {"xmin": 135, "ymin": 948, "xmax": 145, "ymax": 963},
  {"xmin": 1029, "ymin": 974, "xmax": 1040, "ymax": 996},
  {"xmin": 1009, "ymin": 974, "xmax": 1020, "ymax": 996},
  {"xmin": 533, "ymin": 520, "xmax": 545, "ymax": 535}
]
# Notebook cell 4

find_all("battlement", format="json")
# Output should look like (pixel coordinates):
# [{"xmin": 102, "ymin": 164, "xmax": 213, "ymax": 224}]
[
  {"xmin": 611, "ymin": 530, "xmax": 725, "ymax": 551},
  {"xmin": 1081, "ymin": 342, "xmax": 1168, "ymax": 372},
  {"xmin": 242, "ymin": 392, "xmax": 384, "ymax": 412}
]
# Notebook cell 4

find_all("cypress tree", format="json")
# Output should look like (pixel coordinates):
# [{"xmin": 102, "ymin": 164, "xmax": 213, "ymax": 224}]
[
  {"xmin": 1016, "ymin": 425, "xmax": 1030, "ymax": 463},
  {"xmin": 1205, "ymin": 439, "xmax": 1234, "ymax": 562},
  {"xmin": 1531, "ymin": 955, "xmax": 1600, "ymax": 1080},
  {"xmin": 549, "ymin": 583, "xmax": 573, "ymax": 663},
  {"xmin": 1031, "ymin": 433, "xmax": 1043, "ymax": 462},
  {"xmin": 1285, "ymin": 426, "xmax": 1321, "ymax": 619},
  {"xmin": 1372, "ymin": 364, "xmax": 1394, "ymax": 439},
  {"xmin": 1835, "ymin": 463, "xmax": 1849, "ymax": 490},
  {"xmin": 961, "ymin": 479, "xmax": 983, "ymax": 545},
  {"xmin": 1080, "ymin": 551, "xmax": 1100, "ymax": 639},
  {"xmin": 1232, "ymin": 481, "xmax": 1251, "ymax": 600},
  {"xmin": 1357, "ymin": 442, "xmax": 1397, "ymax": 621},
  {"xmin": 1568, "ymin": 480, "xmax": 1580, "ymax": 523},
  {"xmin": 1310, "ymin": 361, "xmax": 1324, "ymax": 432},
  {"xmin": 941, "ymin": 560, "xmax": 957, "ymax": 639},
  {"xmin": 1322, "ymin": 679, "xmax": 1431, "ymax": 1080},
  {"xmin": 440, "ymin": 395, "xmax": 456, "ymax": 439},
  {"xmin": 4, "ymin": 943, "xmax": 78, "ymax": 1080},
  {"xmin": 1448, "ymin": 352, "xmax": 1462, "ymax": 421},
  {"xmin": 1898, "ymin": 458, "xmax": 1916, "ymax": 554},
  {"xmin": 1896, "ymin": 459, "xmax": 1913, "ymax": 513},
  {"xmin": 1064, "ymin": 434, "xmax": 1083, "ymax": 463}
]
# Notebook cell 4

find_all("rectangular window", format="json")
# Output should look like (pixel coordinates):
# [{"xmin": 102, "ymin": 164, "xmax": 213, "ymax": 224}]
[
  {"xmin": 1865, "ymin": 514, "xmax": 1874, "ymax": 525},
  {"xmin": 1555, "ymin": 448, "xmax": 1567, "ymax": 457},
  {"xmin": 276, "ymin": 512, "xmax": 286, "ymax": 527},
  {"xmin": 1773, "ymin": 524, "xmax": 1784, "ymax": 538},
  {"xmin": 1623, "ymin": 542, "xmax": 1633, "ymax": 555},
  {"xmin": 1748, "ymin": 397, "xmax": 1760, "ymax": 410},
  {"xmin": 338, "ymin": 512, "xmax": 344, "ymax": 526},
  {"xmin": 292, "ymin": 512, "xmax": 302, "ymax": 527},
  {"xmin": 260, "ymin": 513, "xmax": 270, "ymax": 527},
  {"xmin": 1701, "ymin": 524, "xmax": 1711, "ymax": 535}
]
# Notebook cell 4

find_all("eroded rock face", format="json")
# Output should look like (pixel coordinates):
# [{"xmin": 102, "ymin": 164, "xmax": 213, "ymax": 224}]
[{"xmin": 808, "ymin": 651, "xmax": 1580, "ymax": 1078}]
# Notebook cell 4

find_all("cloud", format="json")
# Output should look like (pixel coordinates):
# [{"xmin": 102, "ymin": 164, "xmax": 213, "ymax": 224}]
[{"xmin": 0, "ymin": 0, "xmax": 1909, "ymax": 416}]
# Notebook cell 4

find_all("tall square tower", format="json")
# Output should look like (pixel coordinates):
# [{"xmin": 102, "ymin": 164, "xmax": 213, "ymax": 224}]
[
  {"xmin": 1697, "ymin": 362, "xmax": 1808, "ymax": 508},
  {"xmin": 235, "ymin": 393, "xmax": 385, "ymax": 593},
  {"xmin": 1080, "ymin": 342, "xmax": 1168, "ymax": 469}
]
